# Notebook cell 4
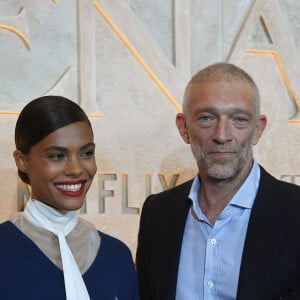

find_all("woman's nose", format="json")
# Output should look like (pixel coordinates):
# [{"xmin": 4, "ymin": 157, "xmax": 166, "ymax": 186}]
[{"xmin": 64, "ymin": 157, "xmax": 83, "ymax": 176}]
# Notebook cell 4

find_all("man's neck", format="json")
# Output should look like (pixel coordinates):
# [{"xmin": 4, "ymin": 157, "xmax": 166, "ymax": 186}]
[{"xmin": 198, "ymin": 163, "xmax": 253, "ymax": 225}]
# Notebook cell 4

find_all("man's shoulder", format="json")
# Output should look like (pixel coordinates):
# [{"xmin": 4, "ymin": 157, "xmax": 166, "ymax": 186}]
[
  {"xmin": 260, "ymin": 166, "xmax": 300, "ymax": 194},
  {"xmin": 149, "ymin": 179, "xmax": 194, "ymax": 200},
  {"xmin": 142, "ymin": 179, "xmax": 193, "ymax": 213},
  {"xmin": 259, "ymin": 166, "xmax": 300, "ymax": 210}
]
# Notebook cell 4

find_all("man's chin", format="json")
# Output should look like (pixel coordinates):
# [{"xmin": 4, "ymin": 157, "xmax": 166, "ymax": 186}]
[{"xmin": 205, "ymin": 163, "xmax": 239, "ymax": 180}]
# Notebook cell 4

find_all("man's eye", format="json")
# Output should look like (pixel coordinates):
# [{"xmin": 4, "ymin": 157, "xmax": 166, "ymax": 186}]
[
  {"xmin": 234, "ymin": 116, "xmax": 248, "ymax": 123},
  {"xmin": 199, "ymin": 115, "xmax": 212, "ymax": 122},
  {"xmin": 233, "ymin": 116, "xmax": 249, "ymax": 127}
]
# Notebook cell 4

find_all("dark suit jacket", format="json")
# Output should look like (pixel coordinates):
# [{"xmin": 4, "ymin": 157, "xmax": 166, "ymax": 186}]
[{"xmin": 136, "ymin": 167, "xmax": 300, "ymax": 300}]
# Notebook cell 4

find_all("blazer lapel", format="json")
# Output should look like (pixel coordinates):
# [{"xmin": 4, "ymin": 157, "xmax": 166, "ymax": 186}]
[
  {"xmin": 236, "ymin": 168, "xmax": 284, "ymax": 300},
  {"xmin": 155, "ymin": 181, "xmax": 191, "ymax": 300}
]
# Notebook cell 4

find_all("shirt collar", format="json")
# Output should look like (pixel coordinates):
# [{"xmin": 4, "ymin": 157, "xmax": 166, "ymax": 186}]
[
  {"xmin": 229, "ymin": 161, "xmax": 260, "ymax": 209},
  {"xmin": 188, "ymin": 160, "xmax": 261, "ymax": 218}
]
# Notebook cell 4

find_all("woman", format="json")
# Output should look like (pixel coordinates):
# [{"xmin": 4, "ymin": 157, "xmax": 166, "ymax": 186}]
[{"xmin": 0, "ymin": 96, "xmax": 139, "ymax": 299}]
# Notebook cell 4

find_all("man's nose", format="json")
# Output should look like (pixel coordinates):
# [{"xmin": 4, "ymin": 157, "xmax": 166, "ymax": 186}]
[{"xmin": 211, "ymin": 119, "xmax": 232, "ymax": 144}]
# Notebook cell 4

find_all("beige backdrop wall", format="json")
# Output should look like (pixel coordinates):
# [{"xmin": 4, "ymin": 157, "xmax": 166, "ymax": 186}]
[{"xmin": 0, "ymin": 0, "xmax": 299, "ymax": 256}]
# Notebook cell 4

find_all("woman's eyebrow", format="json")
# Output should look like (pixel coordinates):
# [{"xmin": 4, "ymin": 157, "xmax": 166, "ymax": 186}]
[
  {"xmin": 44, "ymin": 143, "xmax": 95, "ymax": 152},
  {"xmin": 44, "ymin": 146, "xmax": 67, "ymax": 152},
  {"xmin": 81, "ymin": 142, "xmax": 96, "ymax": 150}
]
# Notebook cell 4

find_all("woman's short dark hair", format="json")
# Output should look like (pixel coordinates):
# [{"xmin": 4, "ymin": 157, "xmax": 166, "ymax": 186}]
[{"xmin": 15, "ymin": 95, "xmax": 92, "ymax": 184}]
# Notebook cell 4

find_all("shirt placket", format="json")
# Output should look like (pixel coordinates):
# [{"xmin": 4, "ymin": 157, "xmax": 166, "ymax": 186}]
[{"xmin": 202, "ymin": 223, "xmax": 218, "ymax": 299}]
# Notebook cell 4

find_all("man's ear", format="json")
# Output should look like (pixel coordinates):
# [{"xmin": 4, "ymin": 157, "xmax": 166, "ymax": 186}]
[
  {"xmin": 176, "ymin": 113, "xmax": 190, "ymax": 144},
  {"xmin": 13, "ymin": 150, "xmax": 28, "ymax": 173},
  {"xmin": 252, "ymin": 115, "xmax": 267, "ymax": 145}
]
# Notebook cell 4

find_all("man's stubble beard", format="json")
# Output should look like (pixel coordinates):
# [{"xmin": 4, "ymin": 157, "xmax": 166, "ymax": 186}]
[{"xmin": 190, "ymin": 141, "xmax": 253, "ymax": 181}]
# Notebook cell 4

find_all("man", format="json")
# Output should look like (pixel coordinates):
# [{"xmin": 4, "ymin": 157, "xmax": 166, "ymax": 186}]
[{"xmin": 136, "ymin": 62, "xmax": 300, "ymax": 300}]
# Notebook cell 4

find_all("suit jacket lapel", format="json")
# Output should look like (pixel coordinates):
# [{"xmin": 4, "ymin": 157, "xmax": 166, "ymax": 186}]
[
  {"xmin": 236, "ymin": 167, "xmax": 284, "ymax": 300},
  {"xmin": 156, "ymin": 181, "xmax": 191, "ymax": 299}
]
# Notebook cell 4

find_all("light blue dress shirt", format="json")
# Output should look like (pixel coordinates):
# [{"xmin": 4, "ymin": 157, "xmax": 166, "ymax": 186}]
[{"xmin": 176, "ymin": 161, "xmax": 260, "ymax": 300}]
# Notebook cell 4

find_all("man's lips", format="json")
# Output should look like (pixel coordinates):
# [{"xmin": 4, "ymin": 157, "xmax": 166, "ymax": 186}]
[
  {"xmin": 208, "ymin": 151, "xmax": 236, "ymax": 158},
  {"xmin": 55, "ymin": 180, "xmax": 87, "ymax": 196},
  {"xmin": 209, "ymin": 151, "xmax": 235, "ymax": 154}
]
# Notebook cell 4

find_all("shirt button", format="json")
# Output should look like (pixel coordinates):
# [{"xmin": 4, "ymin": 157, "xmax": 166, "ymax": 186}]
[
  {"xmin": 207, "ymin": 281, "xmax": 214, "ymax": 288},
  {"xmin": 210, "ymin": 238, "xmax": 216, "ymax": 245}
]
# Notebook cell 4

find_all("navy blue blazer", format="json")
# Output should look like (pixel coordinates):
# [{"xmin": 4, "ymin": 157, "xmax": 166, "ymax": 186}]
[
  {"xmin": 0, "ymin": 223, "xmax": 139, "ymax": 299},
  {"xmin": 136, "ymin": 166, "xmax": 300, "ymax": 300}
]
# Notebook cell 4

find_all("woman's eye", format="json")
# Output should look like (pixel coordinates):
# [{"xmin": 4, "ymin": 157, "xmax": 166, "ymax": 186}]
[
  {"xmin": 48, "ymin": 153, "xmax": 65, "ymax": 161},
  {"xmin": 81, "ymin": 150, "xmax": 95, "ymax": 158}
]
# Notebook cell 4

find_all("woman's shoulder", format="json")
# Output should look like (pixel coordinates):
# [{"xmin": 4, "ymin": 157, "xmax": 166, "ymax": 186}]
[
  {"xmin": 0, "ymin": 220, "xmax": 19, "ymax": 237},
  {"xmin": 98, "ymin": 231, "xmax": 132, "ymax": 254},
  {"xmin": 75, "ymin": 218, "xmax": 134, "ymax": 263}
]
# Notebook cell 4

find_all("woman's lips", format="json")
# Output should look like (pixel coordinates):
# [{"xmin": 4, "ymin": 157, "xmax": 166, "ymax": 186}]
[{"xmin": 55, "ymin": 180, "xmax": 86, "ymax": 197}]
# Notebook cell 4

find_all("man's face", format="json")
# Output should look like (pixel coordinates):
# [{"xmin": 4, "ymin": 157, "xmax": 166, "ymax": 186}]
[{"xmin": 176, "ymin": 80, "xmax": 266, "ymax": 181}]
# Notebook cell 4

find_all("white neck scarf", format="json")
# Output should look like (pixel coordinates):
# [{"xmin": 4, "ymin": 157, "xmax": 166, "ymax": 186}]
[{"xmin": 23, "ymin": 198, "xmax": 90, "ymax": 300}]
